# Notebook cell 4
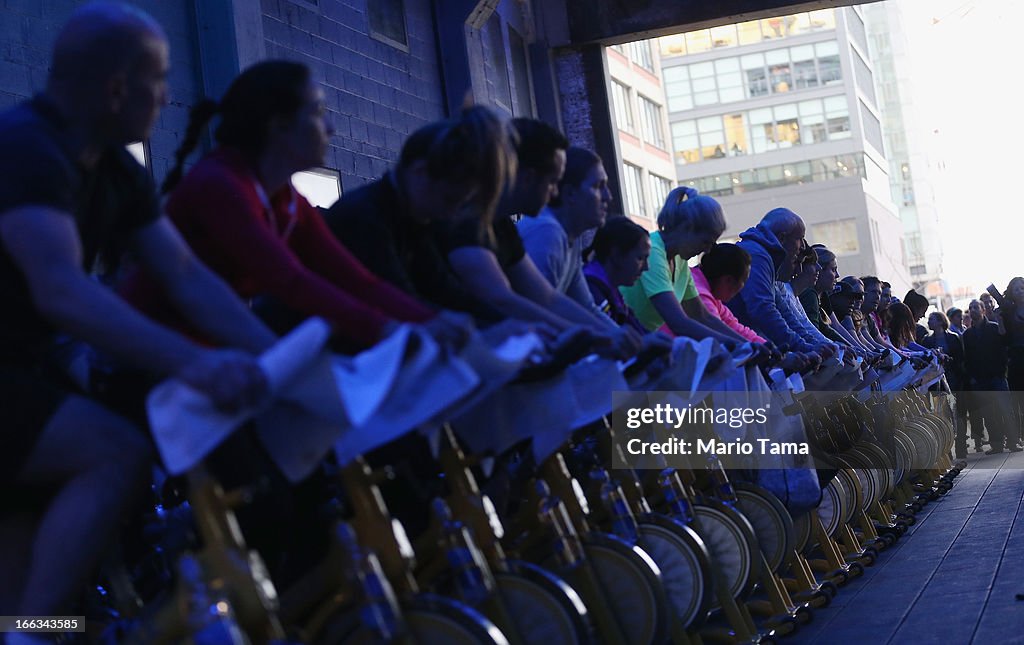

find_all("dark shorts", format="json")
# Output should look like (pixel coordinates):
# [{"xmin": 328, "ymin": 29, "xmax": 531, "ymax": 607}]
[{"xmin": 0, "ymin": 363, "xmax": 72, "ymax": 484}]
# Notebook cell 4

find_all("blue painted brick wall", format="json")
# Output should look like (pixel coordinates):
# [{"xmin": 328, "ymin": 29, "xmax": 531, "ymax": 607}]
[
  {"xmin": 0, "ymin": 0, "xmax": 203, "ymax": 184},
  {"xmin": 262, "ymin": 0, "xmax": 447, "ymax": 192}
]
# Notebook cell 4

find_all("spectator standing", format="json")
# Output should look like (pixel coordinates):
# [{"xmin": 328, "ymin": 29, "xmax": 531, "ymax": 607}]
[{"xmin": 963, "ymin": 299, "xmax": 1018, "ymax": 453}]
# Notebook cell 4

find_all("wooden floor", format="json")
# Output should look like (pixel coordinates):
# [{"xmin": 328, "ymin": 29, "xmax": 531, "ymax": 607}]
[{"xmin": 789, "ymin": 450, "xmax": 1024, "ymax": 644}]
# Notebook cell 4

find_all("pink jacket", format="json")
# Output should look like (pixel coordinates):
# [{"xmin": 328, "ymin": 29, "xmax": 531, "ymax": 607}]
[{"xmin": 692, "ymin": 267, "xmax": 766, "ymax": 343}]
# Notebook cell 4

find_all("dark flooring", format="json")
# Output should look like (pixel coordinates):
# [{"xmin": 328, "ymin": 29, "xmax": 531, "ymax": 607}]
[{"xmin": 788, "ymin": 450, "xmax": 1024, "ymax": 644}]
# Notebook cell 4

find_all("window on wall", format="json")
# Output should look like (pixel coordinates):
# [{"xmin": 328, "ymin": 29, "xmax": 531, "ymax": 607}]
[
  {"xmin": 368, "ymin": 0, "xmax": 408, "ymax": 50},
  {"xmin": 715, "ymin": 58, "xmax": 743, "ymax": 102},
  {"xmin": 648, "ymin": 173, "xmax": 674, "ymax": 218},
  {"xmin": 662, "ymin": 43, "xmax": 844, "ymax": 112},
  {"xmin": 611, "ymin": 81, "xmax": 635, "ymax": 134},
  {"xmin": 659, "ymin": 10, "xmax": 836, "ymax": 57},
  {"xmin": 698, "ymin": 116, "xmax": 726, "ymax": 160},
  {"xmin": 292, "ymin": 168, "xmax": 342, "ymax": 208},
  {"xmin": 811, "ymin": 219, "xmax": 859, "ymax": 256},
  {"xmin": 685, "ymin": 30, "xmax": 712, "ymax": 54},
  {"xmin": 486, "ymin": 14, "xmax": 512, "ymax": 110},
  {"xmin": 690, "ymin": 61, "xmax": 716, "ymax": 106},
  {"xmin": 629, "ymin": 40, "xmax": 654, "ymax": 72},
  {"xmin": 846, "ymin": 6, "xmax": 868, "ymax": 53},
  {"xmin": 799, "ymin": 100, "xmax": 827, "ymax": 144},
  {"xmin": 852, "ymin": 50, "xmax": 876, "ymax": 105},
  {"xmin": 126, "ymin": 142, "xmax": 149, "ymax": 171},
  {"xmin": 672, "ymin": 121, "xmax": 700, "ymax": 164},
  {"xmin": 671, "ymin": 95, "xmax": 850, "ymax": 163},
  {"xmin": 709, "ymin": 24, "xmax": 738, "ymax": 49},
  {"xmin": 622, "ymin": 162, "xmax": 646, "ymax": 218},
  {"xmin": 861, "ymin": 100, "xmax": 884, "ymax": 152},
  {"xmin": 638, "ymin": 96, "xmax": 665, "ymax": 149},
  {"xmin": 817, "ymin": 41, "xmax": 841, "ymax": 84},
  {"xmin": 736, "ymin": 21, "xmax": 762, "ymax": 46},
  {"xmin": 825, "ymin": 95, "xmax": 851, "ymax": 139},
  {"xmin": 663, "ymin": 66, "xmax": 692, "ymax": 112},
  {"xmin": 659, "ymin": 35, "xmax": 685, "ymax": 57},
  {"xmin": 771, "ymin": 104, "xmax": 800, "ymax": 148},
  {"xmin": 508, "ymin": 27, "xmax": 534, "ymax": 116},
  {"xmin": 790, "ymin": 45, "xmax": 817, "ymax": 89},
  {"xmin": 766, "ymin": 48, "xmax": 791, "ymax": 93},
  {"xmin": 723, "ymin": 113, "xmax": 747, "ymax": 156},
  {"xmin": 683, "ymin": 153, "xmax": 869, "ymax": 197},
  {"xmin": 742, "ymin": 53, "xmax": 768, "ymax": 97}
]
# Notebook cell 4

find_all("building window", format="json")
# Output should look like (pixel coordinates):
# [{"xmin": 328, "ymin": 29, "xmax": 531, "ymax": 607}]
[
  {"xmin": 672, "ymin": 120, "xmax": 700, "ymax": 164},
  {"xmin": 698, "ymin": 115, "xmax": 726, "ymax": 159},
  {"xmin": 508, "ymin": 26, "xmax": 534, "ymax": 116},
  {"xmin": 659, "ymin": 10, "xmax": 836, "ymax": 57},
  {"xmin": 742, "ymin": 53, "xmax": 769, "ymax": 97},
  {"xmin": 611, "ymin": 81, "xmax": 635, "ymax": 134},
  {"xmin": 629, "ymin": 40, "xmax": 654, "ymax": 72},
  {"xmin": 709, "ymin": 24, "xmax": 738, "ymax": 49},
  {"xmin": 126, "ymin": 141, "xmax": 149, "ymax": 171},
  {"xmin": 648, "ymin": 173, "xmax": 674, "ymax": 218},
  {"xmin": 690, "ymin": 61, "xmax": 716, "ymax": 106},
  {"xmin": 860, "ymin": 100, "xmax": 884, "ymax": 152},
  {"xmin": 715, "ymin": 58, "xmax": 744, "ymax": 102},
  {"xmin": 790, "ymin": 44, "xmax": 817, "ymax": 89},
  {"xmin": 817, "ymin": 41, "xmax": 841, "ymax": 84},
  {"xmin": 368, "ymin": 0, "xmax": 408, "ymax": 50},
  {"xmin": 486, "ymin": 14, "xmax": 512, "ymax": 110},
  {"xmin": 670, "ymin": 95, "xmax": 850, "ymax": 163},
  {"xmin": 846, "ymin": 6, "xmax": 869, "ymax": 53},
  {"xmin": 825, "ymin": 95, "xmax": 851, "ymax": 139},
  {"xmin": 798, "ymin": 100, "xmax": 827, "ymax": 144},
  {"xmin": 663, "ymin": 66, "xmax": 692, "ymax": 112},
  {"xmin": 663, "ymin": 43, "xmax": 843, "ymax": 111},
  {"xmin": 659, "ymin": 35, "xmax": 686, "ymax": 57},
  {"xmin": 622, "ymin": 163, "xmax": 646, "ymax": 218},
  {"xmin": 685, "ymin": 30, "xmax": 713, "ymax": 54},
  {"xmin": 292, "ymin": 168, "xmax": 342, "ymax": 208},
  {"xmin": 680, "ymin": 152, "xmax": 868, "ymax": 197},
  {"xmin": 811, "ymin": 218, "xmax": 859, "ymax": 256},
  {"xmin": 723, "ymin": 113, "xmax": 748, "ymax": 156},
  {"xmin": 852, "ymin": 49, "xmax": 876, "ymax": 105},
  {"xmin": 638, "ymin": 96, "xmax": 665, "ymax": 149}
]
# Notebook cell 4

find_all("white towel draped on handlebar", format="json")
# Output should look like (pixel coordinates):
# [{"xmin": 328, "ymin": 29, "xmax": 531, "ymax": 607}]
[{"xmin": 147, "ymin": 319, "xmax": 541, "ymax": 481}]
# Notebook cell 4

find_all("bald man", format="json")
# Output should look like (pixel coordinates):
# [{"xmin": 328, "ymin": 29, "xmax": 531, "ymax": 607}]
[
  {"xmin": 0, "ymin": 3, "xmax": 277, "ymax": 619},
  {"xmin": 728, "ymin": 208, "xmax": 834, "ymax": 363}
]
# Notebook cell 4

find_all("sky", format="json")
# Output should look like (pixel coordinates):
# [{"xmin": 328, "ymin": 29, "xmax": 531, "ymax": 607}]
[{"xmin": 893, "ymin": 0, "xmax": 1023, "ymax": 299}]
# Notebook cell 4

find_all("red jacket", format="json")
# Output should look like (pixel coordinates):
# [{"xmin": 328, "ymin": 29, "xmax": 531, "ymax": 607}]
[{"xmin": 123, "ymin": 147, "xmax": 433, "ymax": 346}]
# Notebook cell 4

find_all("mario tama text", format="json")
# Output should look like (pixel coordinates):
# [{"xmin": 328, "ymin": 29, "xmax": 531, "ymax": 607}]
[{"xmin": 621, "ymin": 436, "xmax": 809, "ymax": 457}]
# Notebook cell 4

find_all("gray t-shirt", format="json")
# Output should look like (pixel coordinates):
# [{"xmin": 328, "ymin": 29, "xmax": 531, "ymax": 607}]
[{"xmin": 517, "ymin": 209, "xmax": 599, "ymax": 312}]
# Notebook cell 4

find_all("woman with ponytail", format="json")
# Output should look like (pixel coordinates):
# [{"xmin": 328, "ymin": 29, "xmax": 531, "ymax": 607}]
[
  {"xmin": 124, "ymin": 61, "xmax": 467, "ymax": 348},
  {"xmin": 620, "ymin": 186, "xmax": 752, "ymax": 345},
  {"xmin": 324, "ymin": 105, "xmax": 517, "ymax": 321}
]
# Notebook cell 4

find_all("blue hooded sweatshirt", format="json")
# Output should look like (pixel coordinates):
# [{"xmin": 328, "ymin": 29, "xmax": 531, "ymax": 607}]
[{"xmin": 727, "ymin": 223, "xmax": 814, "ymax": 352}]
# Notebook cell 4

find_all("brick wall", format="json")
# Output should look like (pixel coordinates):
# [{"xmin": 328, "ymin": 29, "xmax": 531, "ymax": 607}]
[
  {"xmin": 260, "ymin": 0, "xmax": 447, "ymax": 191},
  {"xmin": 0, "ymin": 1, "xmax": 203, "ymax": 184},
  {"xmin": 0, "ymin": 0, "xmax": 203, "ymax": 183}
]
